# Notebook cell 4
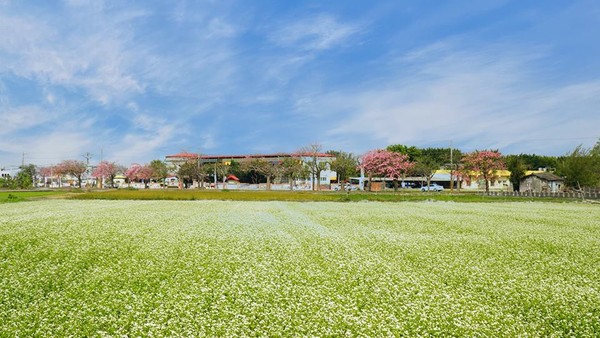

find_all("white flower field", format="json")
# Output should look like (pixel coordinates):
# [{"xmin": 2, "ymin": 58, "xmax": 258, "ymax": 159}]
[{"xmin": 1, "ymin": 200, "xmax": 599, "ymax": 336}]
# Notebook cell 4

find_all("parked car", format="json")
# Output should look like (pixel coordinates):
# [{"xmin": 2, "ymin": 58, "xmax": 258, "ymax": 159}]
[
  {"xmin": 333, "ymin": 183, "xmax": 358, "ymax": 191},
  {"xmin": 420, "ymin": 183, "xmax": 444, "ymax": 192}
]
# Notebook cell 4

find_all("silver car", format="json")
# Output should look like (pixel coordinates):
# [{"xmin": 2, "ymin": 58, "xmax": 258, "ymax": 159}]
[{"xmin": 420, "ymin": 183, "xmax": 444, "ymax": 192}]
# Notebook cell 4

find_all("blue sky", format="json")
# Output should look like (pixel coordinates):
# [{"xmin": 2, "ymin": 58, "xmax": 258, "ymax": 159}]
[{"xmin": 1, "ymin": 0, "xmax": 599, "ymax": 167}]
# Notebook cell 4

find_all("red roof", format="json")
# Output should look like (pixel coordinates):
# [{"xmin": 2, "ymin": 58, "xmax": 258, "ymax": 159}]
[
  {"xmin": 165, "ymin": 152, "xmax": 200, "ymax": 159},
  {"xmin": 226, "ymin": 174, "xmax": 240, "ymax": 181}
]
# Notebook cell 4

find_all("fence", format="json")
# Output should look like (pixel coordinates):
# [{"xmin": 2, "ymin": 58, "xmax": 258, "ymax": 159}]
[{"xmin": 487, "ymin": 191, "xmax": 600, "ymax": 199}]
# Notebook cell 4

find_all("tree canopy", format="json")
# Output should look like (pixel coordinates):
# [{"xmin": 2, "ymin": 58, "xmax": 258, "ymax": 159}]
[
  {"xmin": 360, "ymin": 149, "xmax": 413, "ymax": 191},
  {"xmin": 461, "ymin": 150, "xmax": 505, "ymax": 193},
  {"xmin": 556, "ymin": 144, "xmax": 600, "ymax": 188},
  {"xmin": 328, "ymin": 150, "xmax": 359, "ymax": 187},
  {"xmin": 56, "ymin": 160, "xmax": 87, "ymax": 188}
]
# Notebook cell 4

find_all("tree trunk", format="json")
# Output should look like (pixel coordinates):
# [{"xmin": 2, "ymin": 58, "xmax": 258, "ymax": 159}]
[
  {"xmin": 368, "ymin": 174, "xmax": 372, "ymax": 192},
  {"xmin": 266, "ymin": 176, "xmax": 271, "ymax": 191},
  {"xmin": 393, "ymin": 179, "xmax": 398, "ymax": 192},
  {"xmin": 289, "ymin": 175, "xmax": 294, "ymax": 191}
]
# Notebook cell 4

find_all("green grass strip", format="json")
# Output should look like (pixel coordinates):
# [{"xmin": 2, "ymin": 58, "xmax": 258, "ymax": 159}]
[{"xmin": 71, "ymin": 189, "xmax": 578, "ymax": 203}]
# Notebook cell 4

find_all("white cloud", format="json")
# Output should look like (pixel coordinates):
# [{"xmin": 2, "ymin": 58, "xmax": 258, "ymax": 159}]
[
  {"xmin": 3, "ymin": 131, "xmax": 93, "ymax": 166},
  {"xmin": 0, "ymin": 105, "xmax": 56, "ymax": 135},
  {"xmin": 0, "ymin": 6, "xmax": 146, "ymax": 105},
  {"xmin": 201, "ymin": 133, "xmax": 216, "ymax": 150},
  {"xmin": 269, "ymin": 14, "xmax": 360, "ymax": 51},
  {"xmin": 109, "ymin": 120, "xmax": 177, "ymax": 165},
  {"xmin": 306, "ymin": 42, "xmax": 600, "ymax": 155}
]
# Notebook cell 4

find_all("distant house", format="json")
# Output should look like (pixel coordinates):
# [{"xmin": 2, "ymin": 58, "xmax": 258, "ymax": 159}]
[
  {"xmin": 0, "ymin": 167, "xmax": 18, "ymax": 179},
  {"xmin": 519, "ymin": 172, "xmax": 565, "ymax": 193},
  {"xmin": 225, "ymin": 174, "xmax": 240, "ymax": 184}
]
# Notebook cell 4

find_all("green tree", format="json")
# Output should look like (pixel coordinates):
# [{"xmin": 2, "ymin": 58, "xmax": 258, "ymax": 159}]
[
  {"xmin": 281, "ymin": 156, "xmax": 306, "ymax": 190},
  {"xmin": 386, "ymin": 144, "xmax": 421, "ymax": 161},
  {"xmin": 522, "ymin": 154, "xmax": 558, "ymax": 170},
  {"xmin": 177, "ymin": 160, "xmax": 203, "ymax": 189},
  {"xmin": 592, "ymin": 139, "xmax": 600, "ymax": 156},
  {"xmin": 556, "ymin": 145, "xmax": 600, "ymax": 188},
  {"xmin": 149, "ymin": 159, "xmax": 169, "ymax": 188},
  {"xmin": 15, "ymin": 164, "xmax": 36, "ymax": 189},
  {"xmin": 414, "ymin": 149, "xmax": 443, "ymax": 188},
  {"xmin": 242, "ymin": 158, "xmax": 281, "ymax": 190},
  {"xmin": 328, "ymin": 151, "xmax": 359, "ymax": 190},
  {"xmin": 0, "ymin": 176, "xmax": 16, "ymax": 189},
  {"xmin": 504, "ymin": 155, "xmax": 527, "ymax": 191}
]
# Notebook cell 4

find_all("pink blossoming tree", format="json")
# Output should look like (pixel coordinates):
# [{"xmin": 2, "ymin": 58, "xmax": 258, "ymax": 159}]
[
  {"xmin": 461, "ymin": 150, "xmax": 505, "ymax": 192},
  {"xmin": 360, "ymin": 149, "xmax": 414, "ymax": 191},
  {"xmin": 92, "ymin": 161, "xmax": 124, "ymax": 188},
  {"xmin": 125, "ymin": 163, "xmax": 154, "ymax": 188},
  {"xmin": 55, "ymin": 160, "xmax": 87, "ymax": 188}
]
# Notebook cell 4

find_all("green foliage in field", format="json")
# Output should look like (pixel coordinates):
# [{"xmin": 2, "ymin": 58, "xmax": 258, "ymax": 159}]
[
  {"xmin": 75, "ymin": 189, "xmax": 343, "ymax": 202},
  {"xmin": 72, "ymin": 189, "xmax": 570, "ymax": 203},
  {"xmin": 0, "ymin": 200, "xmax": 598, "ymax": 336},
  {"xmin": 0, "ymin": 191, "xmax": 66, "ymax": 203}
]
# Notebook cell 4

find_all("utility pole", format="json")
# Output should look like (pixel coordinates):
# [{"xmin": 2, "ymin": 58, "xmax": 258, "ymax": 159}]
[
  {"xmin": 450, "ymin": 141, "xmax": 454, "ymax": 193},
  {"xmin": 83, "ymin": 152, "xmax": 93, "ymax": 187},
  {"xmin": 99, "ymin": 148, "xmax": 104, "ymax": 189},
  {"xmin": 197, "ymin": 153, "xmax": 201, "ymax": 189},
  {"xmin": 214, "ymin": 160, "xmax": 217, "ymax": 189},
  {"xmin": 21, "ymin": 152, "xmax": 25, "ymax": 167}
]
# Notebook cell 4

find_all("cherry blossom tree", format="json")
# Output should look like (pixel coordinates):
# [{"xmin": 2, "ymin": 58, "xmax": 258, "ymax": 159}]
[
  {"xmin": 360, "ymin": 149, "xmax": 414, "ymax": 191},
  {"xmin": 125, "ymin": 164, "xmax": 141, "ymax": 187},
  {"xmin": 39, "ymin": 166, "xmax": 57, "ymax": 187},
  {"xmin": 125, "ymin": 163, "xmax": 154, "ymax": 188},
  {"xmin": 92, "ymin": 161, "xmax": 123, "ymax": 188},
  {"xmin": 137, "ymin": 165, "xmax": 154, "ymax": 188},
  {"xmin": 56, "ymin": 160, "xmax": 87, "ymax": 188},
  {"xmin": 461, "ymin": 150, "xmax": 505, "ymax": 192}
]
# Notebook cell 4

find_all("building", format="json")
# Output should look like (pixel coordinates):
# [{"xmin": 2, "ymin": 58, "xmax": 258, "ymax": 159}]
[
  {"xmin": 0, "ymin": 167, "xmax": 19, "ymax": 179},
  {"xmin": 460, "ymin": 170, "xmax": 512, "ymax": 191},
  {"xmin": 164, "ymin": 152, "xmax": 337, "ymax": 189},
  {"xmin": 519, "ymin": 172, "xmax": 565, "ymax": 193}
]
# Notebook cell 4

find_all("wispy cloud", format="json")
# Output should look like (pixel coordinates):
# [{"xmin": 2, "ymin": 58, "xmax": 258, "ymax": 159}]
[
  {"xmin": 0, "ymin": 1, "xmax": 241, "ymax": 165},
  {"xmin": 4, "ymin": 131, "xmax": 93, "ymax": 166},
  {"xmin": 110, "ymin": 120, "xmax": 177, "ymax": 164},
  {"xmin": 0, "ymin": 7, "xmax": 146, "ymax": 105},
  {"xmin": 1, "ymin": 1, "xmax": 599, "ymax": 166},
  {"xmin": 269, "ymin": 14, "xmax": 360, "ymax": 51},
  {"xmin": 314, "ymin": 42, "xmax": 600, "ymax": 155},
  {"xmin": 0, "ymin": 105, "xmax": 56, "ymax": 136}
]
